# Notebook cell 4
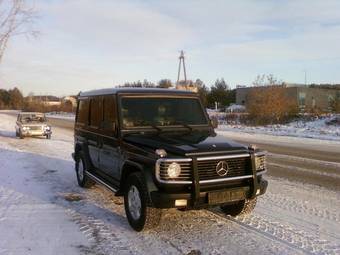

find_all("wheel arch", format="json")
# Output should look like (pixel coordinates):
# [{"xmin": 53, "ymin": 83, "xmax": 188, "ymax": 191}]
[{"xmin": 117, "ymin": 160, "xmax": 157, "ymax": 196}]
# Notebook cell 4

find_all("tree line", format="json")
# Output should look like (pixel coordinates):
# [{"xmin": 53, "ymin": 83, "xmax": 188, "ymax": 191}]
[
  {"xmin": 0, "ymin": 78, "xmax": 236, "ymax": 111},
  {"xmin": 120, "ymin": 78, "xmax": 236, "ymax": 108},
  {"xmin": 0, "ymin": 87, "xmax": 73, "ymax": 112}
]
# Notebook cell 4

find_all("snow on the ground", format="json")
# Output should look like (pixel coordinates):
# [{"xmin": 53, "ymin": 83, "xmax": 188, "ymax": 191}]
[
  {"xmin": 46, "ymin": 112, "xmax": 75, "ymax": 121},
  {"xmin": 218, "ymin": 115, "xmax": 340, "ymax": 141},
  {"xmin": 225, "ymin": 104, "xmax": 246, "ymax": 113},
  {"xmin": 217, "ymin": 129, "xmax": 340, "ymax": 154},
  {"xmin": 0, "ymin": 113, "xmax": 340, "ymax": 255}
]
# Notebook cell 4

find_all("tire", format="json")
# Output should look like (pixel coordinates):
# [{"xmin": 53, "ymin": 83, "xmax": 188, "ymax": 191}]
[
  {"xmin": 15, "ymin": 130, "xmax": 18, "ymax": 137},
  {"xmin": 124, "ymin": 172, "xmax": 162, "ymax": 231},
  {"xmin": 220, "ymin": 198, "xmax": 257, "ymax": 217},
  {"xmin": 19, "ymin": 131, "xmax": 24, "ymax": 139},
  {"xmin": 75, "ymin": 151, "xmax": 95, "ymax": 188},
  {"xmin": 46, "ymin": 134, "xmax": 51, "ymax": 139}
]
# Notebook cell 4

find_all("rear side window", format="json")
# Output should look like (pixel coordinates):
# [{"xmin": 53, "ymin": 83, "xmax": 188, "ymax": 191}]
[
  {"xmin": 103, "ymin": 95, "xmax": 116, "ymax": 132},
  {"xmin": 90, "ymin": 97, "xmax": 102, "ymax": 128},
  {"xmin": 77, "ymin": 99, "xmax": 89, "ymax": 124}
]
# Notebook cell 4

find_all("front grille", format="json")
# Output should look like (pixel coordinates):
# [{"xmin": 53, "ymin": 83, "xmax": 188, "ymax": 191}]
[
  {"xmin": 197, "ymin": 157, "xmax": 249, "ymax": 181},
  {"xmin": 28, "ymin": 126, "xmax": 42, "ymax": 131}
]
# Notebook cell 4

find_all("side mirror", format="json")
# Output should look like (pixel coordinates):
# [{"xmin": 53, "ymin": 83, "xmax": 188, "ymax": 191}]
[{"xmin": 210, "ymin": 116, "xmax": 218, "ymax": 129}]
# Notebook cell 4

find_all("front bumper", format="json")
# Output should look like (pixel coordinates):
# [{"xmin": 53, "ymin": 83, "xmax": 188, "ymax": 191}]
[
  {"xmin": 21, "ymin": 130, "xmax": 52, "ymax": 137},
  {"xmin": 151, "ymin": 178, "xmax": 268, "ymax": 209}
]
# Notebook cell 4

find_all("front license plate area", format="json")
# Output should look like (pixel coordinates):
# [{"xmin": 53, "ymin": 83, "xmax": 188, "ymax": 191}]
[{"xmin": 208, "ymin": 189, "xmax": 245, "ymax": 204}]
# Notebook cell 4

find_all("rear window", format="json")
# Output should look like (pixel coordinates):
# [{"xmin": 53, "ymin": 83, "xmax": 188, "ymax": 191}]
[
  {"xmin": 90, "ymin": 97, "xmax": 102, "ymax": 127},
  {"xmin": 77, "ymin": 99, "xmax": 89, "ymax": 124},
  {"xmin": 103, "ymin": 95, "xmax": 116, "ymax": 132}
]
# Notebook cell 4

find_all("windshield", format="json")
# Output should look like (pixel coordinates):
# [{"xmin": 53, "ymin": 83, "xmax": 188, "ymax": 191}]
[
  {"xmin": 120, "ymin": 97, "xmax": 208, "ymax": 128},
  {"xmin": 20, "ymin": 114, "xmax": 46, "ymax": 123}
]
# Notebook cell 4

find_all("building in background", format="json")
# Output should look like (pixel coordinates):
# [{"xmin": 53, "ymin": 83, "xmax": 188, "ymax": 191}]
[
  {"xmin": 27, "ymin": 95, "xmax": 61, "ymax": 106},
  {"xmin": 236, "ymin": 84, "xmax": 340, "ymax": 113}
]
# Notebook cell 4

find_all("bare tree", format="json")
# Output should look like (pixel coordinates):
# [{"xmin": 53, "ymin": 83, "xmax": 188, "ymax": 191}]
[
  {"xmin": 0, "ymin": 0, "xmax": 37, "ymax": 63},
  {"xmin": 247, "ymin": 75, "xmax": 298, "ymax": 124}
]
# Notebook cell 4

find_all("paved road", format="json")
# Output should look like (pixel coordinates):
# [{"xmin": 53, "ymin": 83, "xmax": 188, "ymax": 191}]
[{"xmin": 217, "ymin": 130, "xmax": 340, "ymax": 191}]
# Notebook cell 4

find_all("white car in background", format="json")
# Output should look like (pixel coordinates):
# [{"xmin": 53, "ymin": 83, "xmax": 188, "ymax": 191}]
[{"xmin": 15, "ymin": 112, "xmax": 52, "ymax": 139}]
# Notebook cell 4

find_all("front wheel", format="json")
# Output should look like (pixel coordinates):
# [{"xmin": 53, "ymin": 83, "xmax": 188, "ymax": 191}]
[
  {"xmin": 220, "ymin": 198, "xmax": 257, "ymax": 217},
  {"xmin": 75, "ymin": 152, "xmax": 95, "ymax": 188},
  {"xmin": 46, "ymin": 134, "xmax": 51, "ymax": 139},
  {"xmin": 124, "ymin": 172, "xmax": 162, "ymax": 231}
]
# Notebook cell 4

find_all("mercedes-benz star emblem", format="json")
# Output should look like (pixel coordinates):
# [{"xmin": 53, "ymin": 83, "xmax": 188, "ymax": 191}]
[{"xmin": 216, "ymin": 161, "xmax": 229, "ymax": 177}]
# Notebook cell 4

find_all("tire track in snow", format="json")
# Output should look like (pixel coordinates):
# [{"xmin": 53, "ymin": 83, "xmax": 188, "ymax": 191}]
[
  {"xmin": 66, "ymin": 209, "xmax": 135, "ymax": 255},
  {"xmin": 209, "ymin": 209, "xmax": 340, "ymax": 255},
  {"xmin": 260, "ymin": 192, "xmax": 340, "ymax": 223}
]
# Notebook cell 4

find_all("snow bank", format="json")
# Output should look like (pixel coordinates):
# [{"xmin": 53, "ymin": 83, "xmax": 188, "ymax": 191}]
[
  {"xmin": 218, "ymin": 115, "xmax": 340, "ymax": 141},
  {"xmin": 46, "ymin": 112, "xmax": 75, "ymax": 120}
]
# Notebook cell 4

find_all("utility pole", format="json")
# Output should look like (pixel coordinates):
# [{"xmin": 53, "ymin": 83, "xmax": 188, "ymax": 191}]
[
  {"xmin": 177, "ymin": 50, "xmax": 187, "ymax": 87},
  {"xmin": 304, "ymin": 70, "xmax": 307, "ymax": 85}
]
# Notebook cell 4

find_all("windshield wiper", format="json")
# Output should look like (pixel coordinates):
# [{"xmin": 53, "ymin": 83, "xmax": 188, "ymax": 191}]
[
  {"xmin": 149, "ymin": 124, "xmax": 163, "ymax": 133},
  {"xmin": 174, "ymin": 121, "xmax": 193, "ymax": 132}
]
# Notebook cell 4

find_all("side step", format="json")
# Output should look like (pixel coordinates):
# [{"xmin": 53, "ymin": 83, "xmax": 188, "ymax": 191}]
[{"xmin": 85, "ymin": 171, "xmax": 118, "ymax": 193}]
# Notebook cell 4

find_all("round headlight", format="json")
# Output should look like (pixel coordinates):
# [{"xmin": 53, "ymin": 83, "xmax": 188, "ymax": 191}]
[
  {"xmin": 44, "ymin": 125, "xmax": 51, "ymax": 130},
  {"xmin": 22, "ymin": 126, "xmax": 29, "ymax": 130},
  {"xmin": 167, "ymin": 162, "xmax": 181, "ymax": 178}
]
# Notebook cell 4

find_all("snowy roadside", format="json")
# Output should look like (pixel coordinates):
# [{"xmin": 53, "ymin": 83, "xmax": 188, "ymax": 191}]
[
  {"xmin": 45, "ymin": 112, "xmax": 75, "ymax": 121},
  {"xmin": 216, "ymin": 129, "xmax": 340, "ymax": 154},
  {"xmin": 0, "ymin": 113, "xmax": 340, "ymax": 255},
  {"xmin": 218, "ymin": 115, "xmax": 340, "ymax": 142}
]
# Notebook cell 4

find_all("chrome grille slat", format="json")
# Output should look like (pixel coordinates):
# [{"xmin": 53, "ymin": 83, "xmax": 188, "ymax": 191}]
[{"xmin": 197, "ymin": 157, "xmax": 248, "ymax": 181}]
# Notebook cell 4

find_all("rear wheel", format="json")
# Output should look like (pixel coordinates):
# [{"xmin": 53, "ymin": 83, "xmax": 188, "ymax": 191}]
[
  {"xmin": 220, "ymin": 198, "xmax": 257, "ymax": 217},
  {"xmin": 75, "ymin": 151, "xmax": 95, "ymax": 188},
  {"xmin": 124, "ymin": 172, "xmax": 162, "ymax": 231}
]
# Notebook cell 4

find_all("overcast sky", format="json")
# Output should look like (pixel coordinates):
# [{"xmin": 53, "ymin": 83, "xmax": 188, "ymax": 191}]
[{"xmin": 1, "ymin": 0, "xmax": 340, "ymax": 96}]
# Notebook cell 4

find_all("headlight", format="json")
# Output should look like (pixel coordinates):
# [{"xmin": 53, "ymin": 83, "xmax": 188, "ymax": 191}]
[
  {"xmin": 22, "ymin": 126, "xmax": 30, "ymax": 130},
  {"xmin": 167, "ymin": 162, "xmax": 181, "ymax": 178},
  {"xmin": 155, "ymin": 149, "xmax": 167, "ymax": 158},
  {"xmin": 255, "ymin": 155, "xmax": 266, "ymax": 171}
]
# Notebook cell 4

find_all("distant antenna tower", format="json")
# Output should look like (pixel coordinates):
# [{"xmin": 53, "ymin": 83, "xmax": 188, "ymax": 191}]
[{"xmin": 177, "ymin": 50, "xmax": 187, "ymax": 85}]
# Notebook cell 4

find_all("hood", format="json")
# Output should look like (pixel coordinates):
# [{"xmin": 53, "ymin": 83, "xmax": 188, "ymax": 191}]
[
  {"xmin": 123, "ymin": 131, "xmax": 248, "ymax": 156},
  {"xmin": 22, "ymin": 122, "xmax": 48, "ymax": 127}
]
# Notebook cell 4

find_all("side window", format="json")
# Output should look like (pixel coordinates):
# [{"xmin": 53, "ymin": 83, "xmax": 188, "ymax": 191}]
[
  {"xmin": 90, "ymin": 97, "xmax": 102, "ymax": 128},
  {"xmin": 77, "ymin": 99, "xmax": 89, "ymax": 125},
  {"xmin": 103, "ymin": 95, "xmax": 116, "ymax": 134}
]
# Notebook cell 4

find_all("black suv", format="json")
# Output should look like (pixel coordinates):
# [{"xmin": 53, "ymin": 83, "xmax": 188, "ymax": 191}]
[{"xmin": 72, "ymin": 88, "xmax": 268, "ymax": 231}]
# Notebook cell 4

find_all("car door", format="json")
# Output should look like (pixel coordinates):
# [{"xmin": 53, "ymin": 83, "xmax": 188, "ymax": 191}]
[
  {"xmin": 87, "ymin": 97, "xmax": 102, "ymax": 169},
  {"xmin": 99, "ymin": 95, "xmax": 121, "ymax": 184}
]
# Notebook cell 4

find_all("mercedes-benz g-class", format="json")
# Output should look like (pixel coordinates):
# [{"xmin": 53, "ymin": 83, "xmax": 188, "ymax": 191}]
[{"xmin": 72, "ymin": 88, "xmax": 267, "ymax": 231}]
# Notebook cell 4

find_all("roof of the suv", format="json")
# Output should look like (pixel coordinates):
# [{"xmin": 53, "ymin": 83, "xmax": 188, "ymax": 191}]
[{"xmin": 79, "ymin": 88, "xmax": 197, "ymax": 97}]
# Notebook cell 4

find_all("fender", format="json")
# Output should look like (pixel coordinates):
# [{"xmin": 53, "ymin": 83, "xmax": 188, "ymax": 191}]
[
  {"xmin": 117, "ymin": 160, "xmax": 158, "ymax": 196},
  {"xmin": 73, "ymin": 140, "xmax": 90, "ymax": 162}
]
